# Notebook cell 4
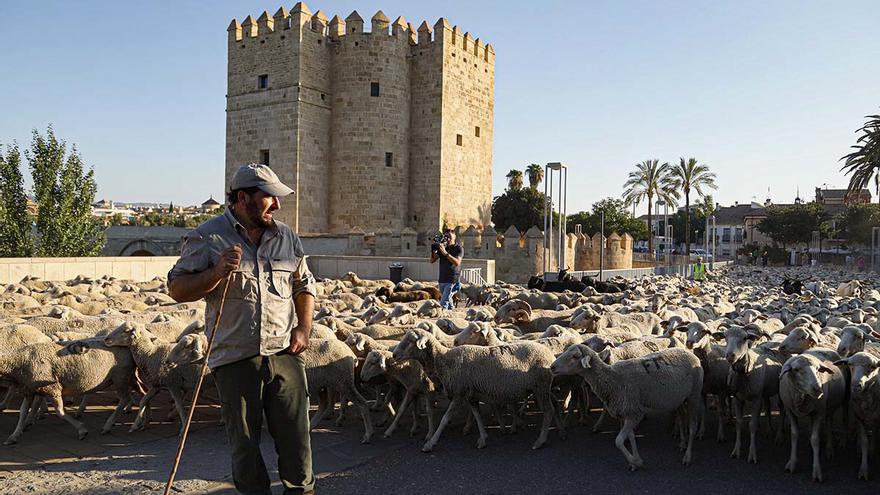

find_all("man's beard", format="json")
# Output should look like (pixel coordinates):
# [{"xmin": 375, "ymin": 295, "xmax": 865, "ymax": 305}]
[{"xmin": 246, "ymin": 200, "xmax": 276, "ymax": 228}]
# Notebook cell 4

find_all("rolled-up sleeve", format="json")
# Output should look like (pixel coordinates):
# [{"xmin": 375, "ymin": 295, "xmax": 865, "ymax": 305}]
[
  {"xmin": 168, "ymin": 231, "xmax": 211, "ymax": 282},
  {"xmin": 292, "ymin": 256, "xmax": 317, "ymax": 299}
]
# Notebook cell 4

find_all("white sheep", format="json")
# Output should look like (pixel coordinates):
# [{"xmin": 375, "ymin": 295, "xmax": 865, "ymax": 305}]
[
  {"xmin": 393, "ymin": 329, "xmax": 561, "ymax": 452},
  {"xmin": 778, "ymin": 350, "xmax": 846, "ymax": 482},
  {"xmin": 834, "ymin": 352, "xmax": 880, "ymax": 480},
  {"xmin": 360, "ymin": 350, "xmax": 436, "ymax": 439},
  {"xmin": 550, "ymin": 345, "xmax": 703, "ymax": 470}
]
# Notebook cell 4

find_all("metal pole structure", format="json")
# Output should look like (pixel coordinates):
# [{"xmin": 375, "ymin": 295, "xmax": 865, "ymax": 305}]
[
  {"xmin": 543, "ymin": 165, "xmax": 549, "ymax": 274},
  {"xmin": 872, "ymin": 227, "xmax": 880, "ymax": 272},
  {"xmin": 667, "ymin": 224, "xmax": 673, "ymax": 270},
  {"xmin": 561, "ymin": 166, "xmax": 567, "ymax": 270},
  {"xmin": 599, "ymin": 210, "xmax": 605, "ymax": 281},
  {"xmin": 711, "ymin": 215, "xmax": 716, "ymax": 270},
  {"xmin": 664, "ymin": 202, "xmax": 669, "ymax": 266},
  {"xmin": 705, "ymin": 215, "xmax": 710, "ymax": 259},
  {"xmin": 548, "ymin": 173, "xmax": 553, "ymax": 272}
]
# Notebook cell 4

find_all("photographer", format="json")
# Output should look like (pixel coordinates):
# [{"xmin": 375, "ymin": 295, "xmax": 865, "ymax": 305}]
[{"xmin": 430, "ymin": 228, "xmax": 463, "ymax": 309}]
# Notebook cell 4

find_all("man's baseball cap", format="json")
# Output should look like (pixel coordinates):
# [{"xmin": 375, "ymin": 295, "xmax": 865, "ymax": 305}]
[{"xmin": 229, "ymin": 164, "xmax": 294, "ymax": 197}]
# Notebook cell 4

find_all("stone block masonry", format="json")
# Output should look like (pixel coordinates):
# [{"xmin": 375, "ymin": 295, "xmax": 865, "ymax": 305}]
[{"xmin": 226, "ymin": 4, "xmax": 494, "ymax": 235}]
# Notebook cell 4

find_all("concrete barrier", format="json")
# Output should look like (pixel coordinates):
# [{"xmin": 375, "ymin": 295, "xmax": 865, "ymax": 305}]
[
  {"xmin": 546, "ymin": 261, "xmax": 733, "ymax": 281},
  {"xmin": 0, "ymin": 255, "xmax": 496, "ymax": 285}
]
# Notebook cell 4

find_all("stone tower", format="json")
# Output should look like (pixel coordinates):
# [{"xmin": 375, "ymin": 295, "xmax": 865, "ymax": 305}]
[{"xmin": 225, "ymin": 4, "xmax": 495, "ymax": 234}]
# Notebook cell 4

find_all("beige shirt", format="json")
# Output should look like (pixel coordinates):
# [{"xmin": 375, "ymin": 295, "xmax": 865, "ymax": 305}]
[{"xmin": 168, "ymin": 208, "xmax": 316, "ymax": 369}]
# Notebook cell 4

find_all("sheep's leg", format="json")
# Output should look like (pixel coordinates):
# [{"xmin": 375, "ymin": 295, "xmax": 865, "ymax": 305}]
[
  {"xmin": 784, "ymin": 410, "xmax": 798, "ymax": 473},
  {"xmin": 467, "ymin": 401, "xmax": 489, "ymax": 449},
  {"xmin": 423, "ymin": 395, "xmax": 435, "ymax": 442},
  {"xmin": 423, "ymin": 397, "xmax": 459, "ymax": 452},
  {"xmin": 3, "ymin": 394, "xmax": 33, "ymax": 445},
  {"xmin": 408, "ymin": 398, "xmax": 420, "ymax": 437},
  {"xmin": 810, "ymin": 415, "xmax": 823, "ymax": 482},
  {"xmin": 131, "ymin": 388, "xmax": 160, "ymax": 432},
  {"xmin": 731, "ymin": 399, "xmax": 744, "ymax": 459},
  {"xmin": 24, "ymin": 396, "xmax": 45, "ymax": 429},
  {"xmin": 683, "ymin": 399, "xmax": 699, "ymax": 466},
  {"xmin": 309, "ymin": 389, "xmax": 332, "ymax": 429},
  {"xmin": 167, "ymin": 387, "xmax": 188, "ymax": 436},
  {"xmin": 347, "ymin": 386, "xmax": 373, "ymax": 444},
  {"xmin": 615, "ymin": 417, "xmax": 644, "ymax": 470},
  {"xmin": 763, "ymin": 398, "xmax": 773, "ymax": 438},
  {"xmin": 858, "ymin": 421, "xmax": 870, "ymax": 480},
  {"xmin": 716, "ymin": 395, "xmax": 726, "ymax": 443},
  {"xmin": 824, "ymin": 415, "xmax": 835, "ymax": 460},
  {"xmin": 747, "ymin": 399, "xmax": 761, "ymax": 464},
  {"xmin": 592, "ymin": 410, "xmax": 608, "ymax": 433},
  {"xmin": 50, "ymin": 391, "xmax": 88, "ymax": 440},
  {"xmin": 383, "ymin": 391, "xmax": 414, "ymax": 439},
  {"xmin": 579, "ymin": 385, "xmax": 591, "ymax": 424},
  {"xmin": 101, "ymin": 390, "xmax": 129, "ymax": 435},
  {"xmin": 775, "ymin": 398, "xmax": 787, "ymax": 446},
  {"xmin": 74, "ymin": 396, "xmax": 88, "ymax": 419},
  {"xmin": 697, "ymin": 394, "xmax": 707, "ymax": 440},
  {"xmin": 532, "ymin": 391, "xmax": 556, "ymax": 450},
  {"xmin": 0, "ymin": 387, "xmax": 13, "ymax": 411}
]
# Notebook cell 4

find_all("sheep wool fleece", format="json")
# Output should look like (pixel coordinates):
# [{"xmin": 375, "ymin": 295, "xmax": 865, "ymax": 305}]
[{"xmin": 213, "ymin": 352, "xmax": 314, "ymax": 495}]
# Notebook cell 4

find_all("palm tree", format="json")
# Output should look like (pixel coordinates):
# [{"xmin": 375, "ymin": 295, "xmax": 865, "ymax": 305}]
[
  {"xmin": 622, "ymin": 159, "xmax": 677, "ymax": 251},
  {"xmin": 668, "ymin": 158, "xmax": 717, "ymax": 255},
  {"xmin": 841, "ymin": 111, "xmax": 880, "ymax": 204},
  {"xmin": 506, "ymin": 169, "xmax": 524, "ymax": 191},
  {"xmin": 526, "ymin": 163, "xmax": 544, "ymax": 190}
]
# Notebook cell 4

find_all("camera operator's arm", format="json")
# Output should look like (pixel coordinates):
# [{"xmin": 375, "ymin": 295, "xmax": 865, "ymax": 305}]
[
  {"xmin": 438, "ymin": 244, "xmax": 462, "ymax": 267},
  {"xmin": 430, "ymin": 251, "xmax": 439, "ymax": 263}
]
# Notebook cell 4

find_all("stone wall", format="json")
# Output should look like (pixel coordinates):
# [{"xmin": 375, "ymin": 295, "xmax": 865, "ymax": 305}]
[
  {"xmin": 225, "ymin": 4, "xmax": 495, "ymax": 235},
  {"xmin": 340, "ymin": 225, "xmax": 633, "ymax": 283}
]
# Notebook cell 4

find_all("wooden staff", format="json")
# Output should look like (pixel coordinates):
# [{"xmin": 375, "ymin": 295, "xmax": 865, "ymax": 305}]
[{"xmin": 164, "ymin": 273, "xmax": 232, "ymax": 495}]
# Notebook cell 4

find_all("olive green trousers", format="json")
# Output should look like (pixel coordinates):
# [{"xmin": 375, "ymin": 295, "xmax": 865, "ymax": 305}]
[{"xmin": 213, "ymin": 352, "xmax": 314, "ymax": 495}]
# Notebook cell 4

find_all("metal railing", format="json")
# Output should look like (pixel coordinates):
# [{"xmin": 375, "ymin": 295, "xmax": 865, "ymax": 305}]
[{"xmin": 460, "ymin": 268, "xmax": 487, "ymax": 286}]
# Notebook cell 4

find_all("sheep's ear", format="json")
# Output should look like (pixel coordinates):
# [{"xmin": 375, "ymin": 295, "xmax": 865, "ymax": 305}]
[
  {"xmin": 817, "ymin": 365, "xmax": 835, "ymax": 374},
  {"xmin": 757, "ymin": 314, "xmax": 768, "ymax": 321},
  {"xmin": 711, "ymin": 332, "xmax": 726, "ymax": 341},
  {"xmin": 355, "ymin": 339, "xmax": 365, "ymax": 352},
  {"xmin": 833, "ymin": 358, "xmax": 849, "ymax": 367},
  {"xmin": 660, "ymin": 320, "xmax": 669, "ymax": 328},
  {"xmin": 513, "ymin": 309, "xmax": 529, "ymax": 322},
  {"xmin": 579, "ymin": 355, "xmax": 592, "ymax": 369},
  {"xmin": 415, "ymin": 333, "xmax": 429, "ymax": 350},
  {"xmin": 780, "ymin": 362, "xmax": 792, "ymax": 377},
  {"xmin": 674, "ymin": 325, "xmax": 689, "ymax": 332},
  {"xmin": 377, "ymin": 353, "xmax": 387, "ymax": 369}
]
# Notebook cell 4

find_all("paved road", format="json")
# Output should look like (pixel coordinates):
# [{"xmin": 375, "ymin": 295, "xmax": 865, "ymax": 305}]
[{"xmin": 1, "ymin": 394, "xmax": 878, "ymax": 494}]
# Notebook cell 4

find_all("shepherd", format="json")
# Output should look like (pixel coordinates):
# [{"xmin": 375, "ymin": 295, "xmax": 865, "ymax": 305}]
[{"xmin": 167, "ymin": 163, "xmax": 316, "ymax": 495}]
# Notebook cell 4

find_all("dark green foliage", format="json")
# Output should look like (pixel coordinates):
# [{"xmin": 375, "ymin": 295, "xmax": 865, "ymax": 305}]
[
  {"xmin": 835, "ymin": 203, "xmax": 880, "ymax": 246},
  {"xmin": 841, "ymin": 111, "xmax": 880, "ymax": 202},
  {"xmin": 0, "ymin": 144, "xmax": 34, "ymax": 257},
  {"xmin": 756, "ymin": 203, "xmax": 827, "ymax": 246},
  {"xmin": 492, "ymin": 187, "xmax": 550, "ymax": 234},
  {"xmin": 566, "ymin": 198, "xmax": 649, "ymax": 240},
  {"xmin": 26, "ymin": 126, "xmax": 104, "ymax": 256}
]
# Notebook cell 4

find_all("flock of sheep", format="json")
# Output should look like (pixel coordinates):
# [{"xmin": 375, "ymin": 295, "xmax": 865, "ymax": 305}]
[{"xmin": 2, "ymin": 267, "xmax": 880, "ymax": 483}]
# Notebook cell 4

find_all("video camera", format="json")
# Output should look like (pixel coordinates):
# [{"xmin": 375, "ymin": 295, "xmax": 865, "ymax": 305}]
[{"xmin": 430, "ymin": 231, "xmax": 450, "ymax": 254}]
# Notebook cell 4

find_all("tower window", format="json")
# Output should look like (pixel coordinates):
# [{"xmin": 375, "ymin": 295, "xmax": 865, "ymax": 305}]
[
  {"xmin": 260, "ymin": 149, "xmax": 270, "ymax": 166},
  {"xmin": 371, "ymin": 82, "xmax": 380, "ymax": 97},
  {"xmin": 456, "ymin": 134, "xmax": 463, "ymax": 146},
  {"xmin": 258, "ymin": 74, "xmax": 269, "ymax": 89},
  {"xmin": 475, "ymin": 126, "xmax": 481, "ymax": 137},
  {"xmin": 385, "ymin": 152, "xmax": 393, "ymax": 167}
]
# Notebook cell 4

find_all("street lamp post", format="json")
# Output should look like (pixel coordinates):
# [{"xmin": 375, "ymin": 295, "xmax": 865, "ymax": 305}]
[{"xmin": 710, "ymin": 215, "xmax": 716, "ymax": 270}]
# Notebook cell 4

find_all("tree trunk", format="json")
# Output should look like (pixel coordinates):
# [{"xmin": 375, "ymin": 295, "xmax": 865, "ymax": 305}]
[
  {"xmin": 684, "ymin": 191, "xmax": 691, "ymax": 256},
  {"xmin": 647, "ymin": 195, "xmax": 654, "ymax": 252}
]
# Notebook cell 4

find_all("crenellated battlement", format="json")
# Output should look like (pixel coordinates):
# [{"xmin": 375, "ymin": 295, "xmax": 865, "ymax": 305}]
[{"xmin": 227, "ymin": 4, "xmax": 495, "ymax": 64}]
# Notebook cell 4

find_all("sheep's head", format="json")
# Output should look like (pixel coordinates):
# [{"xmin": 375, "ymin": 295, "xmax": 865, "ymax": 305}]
[
  {"xmin": 453, "ymin": 322, "xmax": 492, "ymax": 347},
  {"xmin": 388, "ymin": 305, "xmax": 415, "ymax": 325},
  {"xmin": 494, "ymin": 300, "xmax": 532, "ymax": 324},
  {"xmin": 712, "ymin": 325, "xmax": 766, "ymax": 365},
  {"xmin": 835, "ymin": 352, "xmax": 880, "ymax": 394},
  {"xmin": 417, "ymin": 299, "xmax": 442, "ymax": 317},
  {"xmin": 836, "ymin": 325, "xmax": 878, "ymax": 357},
  {"xmin": 393, "ymin": 329, "xmax": 432, "ymax": 361},
  {"xmin": 151, "ymin": 313, "xmax": 173, "ymax": 323},
  {"xmin": 346, "ymin": 333, "xmax": 370, "ymax": 355},
  {"xmin": 780, "ymin": 354, "xmax": 833, "ymax": 399},
  {"xmin": 541, "ymin": 325, "xmax": 569, "ymax": 339},
  {"xmin": 550, "ymin": 344, "xmax": 599, "ymax": 376},
  {"xmin": 570, "ymin": 307, "xmax": 600, "ymax": 331},
  {"xmin": 677, "ymin": 321, "xmax": 710, "ymax": 350},
  {"xmin": 367, "ymin": 307, "xmax": 391, "ymax": 325},
  {"xmin": 360, "ymin": 350, "xmax": 391, "ymax": 382},
  {"xmin": 103, "ymin": 321, "xmax": 147, "ymax": 347},
  {"xmin": 163, "ymin": 333, "xmax": 208, "ymax": 371},
  {"xmin": 779, "ymin": 326, "xmax": 819, "ymax": 355}
]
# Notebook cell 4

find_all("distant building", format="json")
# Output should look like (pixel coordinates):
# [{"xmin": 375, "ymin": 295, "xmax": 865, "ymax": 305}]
[
  {"xmin": 200, "ymin": 197, "xmax": 221, "ymax": 213},
  {"xmin": 815, "ymin": 187, "xmax": 871, "ymax": 206},
  {"xmin": 709, "ymin": 202, "xmax": 771, "ymax": 258}
]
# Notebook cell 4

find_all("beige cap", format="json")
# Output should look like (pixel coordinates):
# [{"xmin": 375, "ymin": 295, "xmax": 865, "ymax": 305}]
[{"xmin": 229, "ymin": 164, "xmax": 294, "ymax": 197}]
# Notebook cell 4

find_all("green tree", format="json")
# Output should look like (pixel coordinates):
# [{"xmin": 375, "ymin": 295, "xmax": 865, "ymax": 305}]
[
  {"xmin": 505, "ymin": 169, "xmax": 524, "ymax": 191},
  {"xmin": 840, "ymin": 110, "xmax": 880, "ymax": 203},
  {"xmin": 695, "ymin": 194, "xmax": 716, "ymax": 219},
  {"xmin": 525, "ymin": 163, "xmax": 544, "ymax": 190},
  {"xmin": 0, "ymin": 144, "xmax": 34, "ymax": 256},
  {"xmin": 567, "ymin": 198, "xmax": 649, "ymax": 240},
  {"xmin": 622, "ymin": 159, "xmax": 677, "ymax": 251},
  {"xmin": 835, "ymin": 203, "xmax": 880, "ymax": 246},
  {"xmin": 667, "ymin": 157, "xmax": 717, "ymax": 254},
  {"xmin": 26, "ymin": 126, "xmax": 104, "ymax": 256},
  {"xmin": 756, "ymin": 203, "xmax": 827, "ymax": 247},
  {"xmin": 491, "ymin": 187, "xmax": 552, "ymax": 233}
]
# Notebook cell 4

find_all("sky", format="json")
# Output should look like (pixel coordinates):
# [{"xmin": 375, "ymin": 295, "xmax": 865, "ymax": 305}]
[{"xmin": 1, "ymin": 1, "xmax": 878, "ymax": 215}]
